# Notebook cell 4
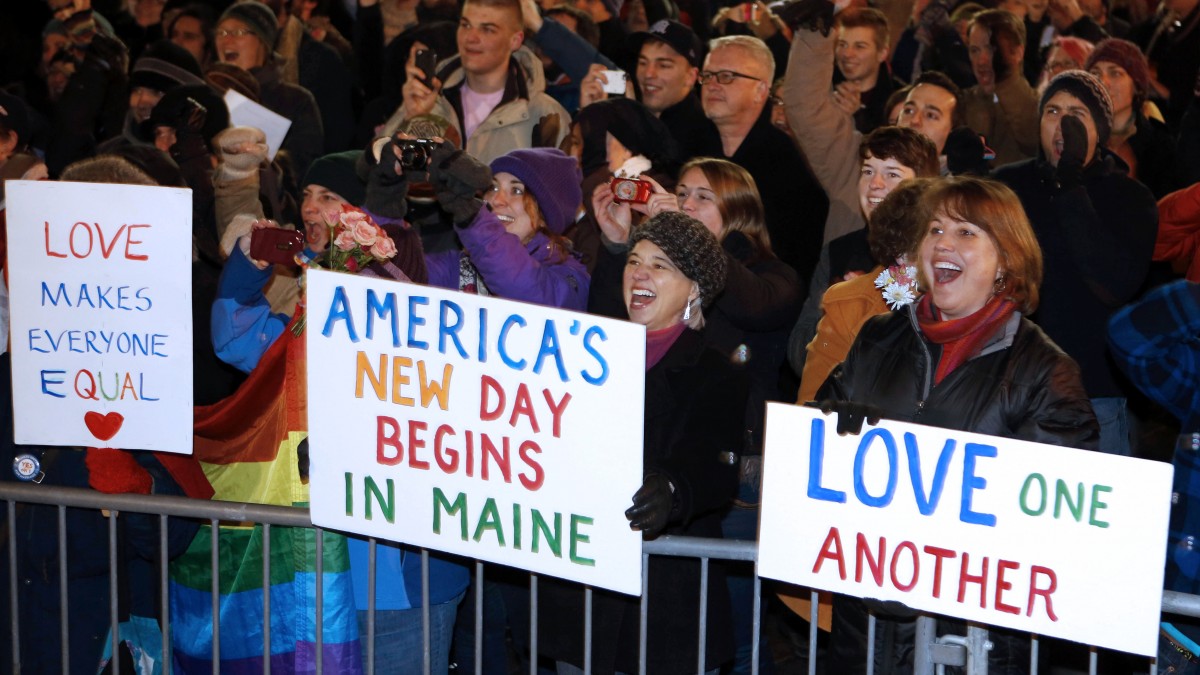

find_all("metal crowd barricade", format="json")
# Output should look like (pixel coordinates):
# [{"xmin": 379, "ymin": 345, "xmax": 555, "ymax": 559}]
[{"xmin": 2, "ymin": 481, "xmax": 1199, "ymax": 675}]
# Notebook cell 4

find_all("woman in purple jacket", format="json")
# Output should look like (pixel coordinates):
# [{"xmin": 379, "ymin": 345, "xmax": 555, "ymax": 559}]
[{"xmin": 424, "ymin": 145, "xmax": 590, "ymax": 311}]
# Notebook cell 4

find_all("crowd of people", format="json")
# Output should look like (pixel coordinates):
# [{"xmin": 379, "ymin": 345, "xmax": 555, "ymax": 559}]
[{"xmin": 1, "ymin": 0, "xmax": 1199, "ymax": 671}]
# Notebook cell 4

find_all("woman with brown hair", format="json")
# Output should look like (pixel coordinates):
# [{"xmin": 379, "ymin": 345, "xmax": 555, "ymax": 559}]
[
  {"xmin": 797, "ymin": 177, "xmax": 935, "ymax": 404},
  {"xmin": 817, "ymin": 176, "xmax": 1099, "ymax": 674}
]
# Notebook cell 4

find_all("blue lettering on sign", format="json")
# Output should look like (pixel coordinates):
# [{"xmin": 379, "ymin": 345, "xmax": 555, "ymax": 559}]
[
  {"xmin": 960, "ymin": 443, "xmax": 998, "ymax": 527},
  {"xmin": 804, "ymin": 418, "xmax": 998, "ymax": 527},
  {"xmin": 905, "ymin": 432, "xmax": 955, "ymax": 515},
  {"xmin": 853, "ymin": 429, "xmax": 898, "ymax": 508},
  {"xmin": 807, "ymin": 418, "xmax": 846, "ymax": 503}
]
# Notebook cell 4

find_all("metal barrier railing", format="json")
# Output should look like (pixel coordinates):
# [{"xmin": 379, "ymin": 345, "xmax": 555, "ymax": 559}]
[{"xmin": 2, "ymin": 482, "xmax": 1198, "ymax": 675}]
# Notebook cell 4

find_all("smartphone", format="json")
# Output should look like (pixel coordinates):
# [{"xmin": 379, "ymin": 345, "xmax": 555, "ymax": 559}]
[
  {"xmin": 249, "ymin": 228, "xmax": 306, "ymax": 266},
  {"xmin": 415, "ymin": 48, "xmax": 438, "ymax": 88},
  {"xmin": 600, "ymin": 70, "xmax": 627, "ymax": 95}
]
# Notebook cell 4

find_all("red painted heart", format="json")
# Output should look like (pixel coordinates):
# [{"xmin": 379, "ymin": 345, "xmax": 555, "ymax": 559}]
[{"xmin": 84, "ymin": 412, "xmax": 124, "ymax": 442}]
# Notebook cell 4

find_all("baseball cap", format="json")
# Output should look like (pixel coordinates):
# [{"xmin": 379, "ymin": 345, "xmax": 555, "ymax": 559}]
[{"xmin": 631, "ymin": 19, "xmax": 702, "ymax": 67}]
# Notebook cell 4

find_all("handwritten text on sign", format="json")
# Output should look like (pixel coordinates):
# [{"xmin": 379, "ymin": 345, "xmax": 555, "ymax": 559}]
[
  {"xmin": 305, "ymin": 270, "xmax": 646, "ymax": 595},
  {"xmin": 757, "ymin": 404, "xmax": 1173, "ymax": 656},
  {"xmin": 5, "ymin": 180, "xmax": 194, "ymax": 453}
]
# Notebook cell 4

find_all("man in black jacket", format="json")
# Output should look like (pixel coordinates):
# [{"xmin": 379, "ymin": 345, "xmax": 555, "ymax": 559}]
[
  {"xmin": 697, "ymin": 35, "xmax": 830, "ymax": 283},
  {"xmin": 993, "ymin": 69, "xmax": 1158, "ymax": 456},
  {"xmin": 631, "ymin": 20, "xmax": 711, "ymax": 161}
]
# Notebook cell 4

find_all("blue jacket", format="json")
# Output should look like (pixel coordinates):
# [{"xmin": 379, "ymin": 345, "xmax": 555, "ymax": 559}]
[
  {"xmin": 1109, "ymin": 280, "xmax": 1200, "ymax": 649},
  {"xmin": 211, "ymin": 247, "xmax": 469, "ymax": 610},
  {"xmin": 426, "ymin": 206, "xmax": 590, "ymax": 311}
]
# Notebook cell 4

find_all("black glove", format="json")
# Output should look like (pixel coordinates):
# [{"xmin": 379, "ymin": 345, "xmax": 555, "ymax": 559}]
[
  {"xmin": 625, "ymin": 474, "xmax": 675, "ymax": 537},
  {"xmin": 862, "ymin": 598, "xmax": 919, "ymax": 618},
  {"xmin": 817, "ymin": 399, "xmax": 884, "ymax": 436},
  {"xmin": 775, "ymin": 0, "xmax": 835, "ymax": 35},
  {"xmin": 168, "ymin": 95, "xmax": 211, "ymax": 164},
  {"xmin": 1055, "ymin": 114, "xmax": 1088, "ymax": 189},
  {"xmin": 427, "ymin": 141, "xmax": 493, "ymax": 226},
  {"xmin": 363, "ymin": 136, "xmax": 410, "ymax": 220},
  {"xmin": 944, "ymin": 127, "xmax": 992, "ymax": 177}
]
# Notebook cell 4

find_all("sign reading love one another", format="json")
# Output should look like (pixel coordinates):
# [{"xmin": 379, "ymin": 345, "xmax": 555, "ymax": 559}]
[
  {"xmin": 5, "ymin": 181, "xmax": 194, "ymax": 453},
  {"xmin": 758, "ymin": 404, "xmax": 1174, "ymax": 656}
]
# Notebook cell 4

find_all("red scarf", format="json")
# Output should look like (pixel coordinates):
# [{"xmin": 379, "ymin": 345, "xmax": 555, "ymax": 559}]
[
  {"xmin": 916, "ymin": 294, "xmax": 1016, "ymax": 385},
  {"xmin": 646, "ymin": 322, "xmax": 687, "ymax": 370}
]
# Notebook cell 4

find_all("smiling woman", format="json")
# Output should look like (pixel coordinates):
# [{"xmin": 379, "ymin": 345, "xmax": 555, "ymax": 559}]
[
  {"xmin": 539, "ymin": 211, "xmax": 749, "ymax": 673},
  {"xmin": 423, "ymin": 145, "xmax": 591, "ymax": 310},
  {"xmin": 815, "ymin": 176, "xmax": 1098, "ymax": 675}
]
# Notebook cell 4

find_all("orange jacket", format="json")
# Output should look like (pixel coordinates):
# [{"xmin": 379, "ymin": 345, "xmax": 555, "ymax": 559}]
[{"xmin": 797, "ymin": 266, "xmax": 890, "ymax": 404}]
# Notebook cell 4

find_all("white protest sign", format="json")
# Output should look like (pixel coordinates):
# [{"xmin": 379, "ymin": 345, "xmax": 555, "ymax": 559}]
[
  {"xmin": 305, "ymin": 269, "xmax": 647, "ymax": 595},
  {"xmin": 224, "ymin": 89, "xmax": 291, "ymax": 161},
  {"xmin": 5, "ymin": 180, "xmax": 194, "ymax": 453},
  {"xmin": 758, "ymin": 404, "xmax": 1173, "ymax": 656}
]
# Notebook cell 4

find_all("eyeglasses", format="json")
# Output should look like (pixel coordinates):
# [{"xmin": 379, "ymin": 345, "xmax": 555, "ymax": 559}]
[
  {"xmin": 215, "ymin": 28, "xmax": 256, "ymax": 38},
  {"xmin": 698, "ymin": 70, "xmax": 762, "ymax": 85},
  {"xmin": 769, "ymin": 95, "xmax": 785, "ymax": 106}
]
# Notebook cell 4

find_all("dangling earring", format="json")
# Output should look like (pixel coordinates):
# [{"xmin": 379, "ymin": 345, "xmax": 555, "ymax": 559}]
[
  {"xmin": 993, "ymin": 275, "xmax": 1007, "ymax": 295},
  {"xmin": 683, "ymin": 299, "xmax": 692, "ymax": 321}
]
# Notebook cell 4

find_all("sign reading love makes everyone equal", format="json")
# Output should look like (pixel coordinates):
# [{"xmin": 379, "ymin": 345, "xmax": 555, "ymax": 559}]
[
  {"xmin": 305, "ymin": 270, "xmax": 647, "ymax": 594},
  {"xmin": 6, "ymin": 180, "xmax": 193, "ymax": 453},
  {"xmin": 758, "ymin": 404, "xmax": 1173, "ymax": 656}
]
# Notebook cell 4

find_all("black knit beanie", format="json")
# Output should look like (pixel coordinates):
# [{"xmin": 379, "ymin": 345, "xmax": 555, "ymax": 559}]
[
  {"xmin": 1039, "ymin": 70, "xmax": 1114, "ymax": 145},
  {"xmin": 303, "ymin": 151, "xmax": 367, "ymax": 207},
  {"xmin": 630, "ymin": 211, "xmax": 727, "ymax": 306}
]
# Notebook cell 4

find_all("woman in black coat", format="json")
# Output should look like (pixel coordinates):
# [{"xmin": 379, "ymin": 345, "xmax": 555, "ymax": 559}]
[
  {"xmin": 628, "ymin": 158, "xmax": 802, "ymax": 672},
  {"xmin": 540, "ymin": 211, "xmax": 748, "ymax": 674},
  {"xmin": 818, "ymin": 177, "xmax": 1099, "ymax": 675}
]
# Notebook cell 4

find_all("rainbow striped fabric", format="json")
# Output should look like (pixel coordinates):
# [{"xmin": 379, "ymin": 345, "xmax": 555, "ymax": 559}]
[{"xmin": 169, "ymin": 319, "xmax": 363, "ymax": 673}]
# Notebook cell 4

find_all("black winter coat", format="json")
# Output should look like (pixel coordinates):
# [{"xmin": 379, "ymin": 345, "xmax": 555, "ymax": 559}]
[
  {"xmin": 704, "ymin": 235, "xmax": 803, "ymax": 455},
  {"xmin": 819, "ymin": 309, "xmax": 1099, "ymax": 448},
  {"xmin": 993, "ymin": 153, "xmax": 1158, "ymax": 398},
  {"xmin": 537, "ymin": 329, "xmax": 747, "ymax": 674},
  {"xmin": 817, "ymin": 308, "xmax": 1098, "ymax": 675}
]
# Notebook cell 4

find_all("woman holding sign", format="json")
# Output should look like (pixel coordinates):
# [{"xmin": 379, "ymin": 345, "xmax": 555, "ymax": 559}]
[
  {"xmin": 539, "ymin": 211, "xmax": 749, "ymax": 674},
  {"xmin": 816, "ymin": 176, "xmax": 1100, "ymax": 674},
  {"xmin": 590, "ymin": 157, "xmax": 800, "ymax": 672},
  {"xmin": 196, "ymin": 149, "xmax": 452, "ymax": 674}
]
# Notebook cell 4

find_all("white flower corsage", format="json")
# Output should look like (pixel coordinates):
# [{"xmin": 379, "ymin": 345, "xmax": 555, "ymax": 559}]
[{"xmin": 874, "ymin": 265, "xmax": 919, "ymax": 310}]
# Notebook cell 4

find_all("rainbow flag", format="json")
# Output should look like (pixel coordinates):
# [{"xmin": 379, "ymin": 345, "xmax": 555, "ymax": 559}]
[{"xmin": 169, "ymin": 315, "xmax": 363, "ymax": 673}]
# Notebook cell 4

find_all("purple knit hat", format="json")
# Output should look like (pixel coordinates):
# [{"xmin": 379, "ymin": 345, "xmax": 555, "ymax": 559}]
[
  {"xmin": 1084, "ymin": 38, "xmax": 1151, "ymax": 107},
  {"xmin": 489, "ymin": 148, "xmax": 583, "ymax": 235}
]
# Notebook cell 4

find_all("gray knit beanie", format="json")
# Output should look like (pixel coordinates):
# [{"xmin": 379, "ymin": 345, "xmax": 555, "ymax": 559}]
[
  {"xmin": 1040, "ymin": 70, "xmax": 1114, "ymax": 145},
  {"xmin": 219, "ymin": 2, "xmax": 278, "ymax": 53},
  {"xmin": 630, "ymin": 211, "xmax": 727, "ymax": 306}
]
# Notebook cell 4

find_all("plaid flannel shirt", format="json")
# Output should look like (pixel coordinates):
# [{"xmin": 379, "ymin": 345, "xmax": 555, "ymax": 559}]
[{"xmin": 1110, "ymin": 280, "xmax": 1200, "ymax": 648}]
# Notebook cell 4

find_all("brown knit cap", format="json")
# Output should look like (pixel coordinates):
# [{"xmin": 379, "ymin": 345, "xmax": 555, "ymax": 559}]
[
  {"xmin": 630, "ymin": 211, "xmax": 727, "ymax": 306},
  {"xmin": 1084, "ymin": 38, "xmax": 1151, "ymax": 108},
  {"xmin": 205, "ymin": 62, "xmax": 261, "ymax": 102}
]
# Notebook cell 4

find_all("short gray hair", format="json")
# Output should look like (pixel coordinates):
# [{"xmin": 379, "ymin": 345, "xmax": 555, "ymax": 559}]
[{"xmin": 706, "ymin": 35, "xmax": 774, "ymax": 81}]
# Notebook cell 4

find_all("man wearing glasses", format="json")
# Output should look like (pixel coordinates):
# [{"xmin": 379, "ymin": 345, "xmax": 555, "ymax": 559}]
[{"xmin": 698, "ymin": 35, "xmax": 830, "ymax": 282}]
